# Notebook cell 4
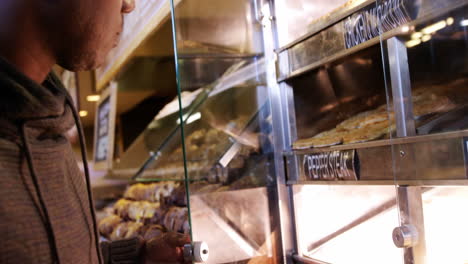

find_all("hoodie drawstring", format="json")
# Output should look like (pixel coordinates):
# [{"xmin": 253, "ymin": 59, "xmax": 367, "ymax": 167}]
[
  {"xmin": 21, "ymin": 123, "xmax": 60, "ymax": 264},
  {"xmin": 66, "ymin": 98, "xmax": 104, "ymax": 264}
]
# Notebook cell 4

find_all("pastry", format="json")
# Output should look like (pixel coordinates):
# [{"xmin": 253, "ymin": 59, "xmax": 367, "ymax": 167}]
[
  {"xmin": 292, "ymin": 128, "xmax": 346, "ymax": 149},
  {"xmin": 413, "ymin": 95, "xmax": 456, "ymax": 118},
  {"xmin": 114, "ymin": 199, "xmax": 131, "ymax": 219},
  {"xmin": 124, "ymin": 222, "xmax": 144, "ymax": 239},
  {"xmin": 142, "ymin": 225, "xmax": 165, "ymax": 241},
  {"xmin": 98, "ymin": 215, "xmax": 122, "ymax": 238},
  {"xmin": 342, "ymin": 120, "xmax": 391, "ymax": 144}
]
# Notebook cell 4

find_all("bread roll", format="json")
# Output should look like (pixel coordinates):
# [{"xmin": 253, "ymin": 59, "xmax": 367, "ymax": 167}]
[{"xmin": 98, "ymin": 214, "xmax": 122, "ymax": 238}]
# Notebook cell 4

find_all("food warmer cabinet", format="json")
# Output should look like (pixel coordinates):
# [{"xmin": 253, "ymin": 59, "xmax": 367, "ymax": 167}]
[
  {"xmin": 272, "ymin": 0, "xmax": 468, "ymax": 263},
  {"xmin": 100, "ymin": 0, "xmax": 468, "ymax": 263}
]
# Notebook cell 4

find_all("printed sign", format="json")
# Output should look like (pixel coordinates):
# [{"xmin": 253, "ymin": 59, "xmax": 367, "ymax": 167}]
[
  {"xmin": 343, "ymin": 0, "xmax": 418, "ymax": 49},
  {"xmin": 93, "ymin": 83, "xmax": 117, "ymax": 170},
  {"xmin": 464, "ymin": 137, "xmax": 468, "ymax": 178},
  {"xmin": 95, "ymin": 97, "xmax": 111, "ymax": 162},
  {"xmin": 302, "ymin": 150, "xmax": 359, "ymax": 181}
]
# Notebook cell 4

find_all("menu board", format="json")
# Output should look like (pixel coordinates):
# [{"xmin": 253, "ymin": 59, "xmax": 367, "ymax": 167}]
[{"xmin": 93, "ymin": 83, "xmax": 118, "ymax": 170}]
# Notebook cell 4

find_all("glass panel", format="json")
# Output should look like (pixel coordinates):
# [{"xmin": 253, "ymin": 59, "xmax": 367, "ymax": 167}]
[
  {"xmin": 274, "ymin": 0, "xmax": 366, "ymax": 47},
  {"xmin": 282, "ymin": 0, "xmax": 404, "ymax": 262},
  {"xmin": 378, "ymin": 1, "xmax": 468, "ymax": 264},
  {"xmin": 288, "ymin": 44, "xmax": 395, "ymax": 150},
  {"xmin": 170, "ymin": 0, "xmax": 276, "ymax": 263},
  {"xmin": 404, "ymin": 5, "xmax": 468, "ymax": 137},
  {"xmin": 113, "ymin": 88, "xmax": 207, "ymax": 180},
  {"xmin": 293, "ymin": 185, "xmax": 401, "ymax": 264}
]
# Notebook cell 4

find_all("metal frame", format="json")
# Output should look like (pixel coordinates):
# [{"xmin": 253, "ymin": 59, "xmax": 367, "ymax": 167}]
[
  {"xmin": 396, "ymin": 187, "xmax": 427, "ymax": 264},
  {"xmin": 386, "ymin": 36, "xmax": 426, "ymax": 264},
  {"xmin": 387, "ymin": 37, "xmax": 416, "ymax": 138},
  {"xmin": 260, "ymin": 1, "xmax": 298, "ymax": 264},
  {"xmin": 276, "ymin": 0, "xmax": 468, "ymax": 82}
]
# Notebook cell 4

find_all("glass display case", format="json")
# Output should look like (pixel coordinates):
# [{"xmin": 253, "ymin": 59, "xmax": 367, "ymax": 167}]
[{"xmin": 98, "ymin": 0, "xmax": 468, "ymax": 263}]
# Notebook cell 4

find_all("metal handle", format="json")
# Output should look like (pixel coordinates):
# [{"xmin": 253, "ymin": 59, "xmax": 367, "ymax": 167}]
[
  {"xmin": 392, "ymin": 225, "xmax": 419, "ymax": 248},
  {"xmin": 184, "ymin": 242, "xmax": 209, "ymax": 263}
]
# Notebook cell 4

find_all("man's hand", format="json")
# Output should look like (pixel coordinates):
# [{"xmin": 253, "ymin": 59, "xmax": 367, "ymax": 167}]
[{"xmin": 144, "ymin": 232, "xmax": 191, "ymax": 264}]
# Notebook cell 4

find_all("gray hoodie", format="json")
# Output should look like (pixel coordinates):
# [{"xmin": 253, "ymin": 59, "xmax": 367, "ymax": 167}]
[{"xmin": 0, "ymin": 57, "xmax": 140, "ymax": 264}]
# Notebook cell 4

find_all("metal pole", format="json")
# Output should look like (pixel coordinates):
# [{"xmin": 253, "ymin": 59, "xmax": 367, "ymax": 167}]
[
  {"xmin": 387, "ymin": 37, "xmax": 426, "ymax": 264},
  {"xmin": 387, "ymin": 37, "xmax": 416, "ymax": 137},
  {"xmin": 261, "ymin": 1, "xmax": 298, "ymax": 263}
]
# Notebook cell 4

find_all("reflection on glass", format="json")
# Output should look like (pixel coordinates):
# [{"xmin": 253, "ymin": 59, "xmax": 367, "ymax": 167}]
[
  {"xmin": 290, "ymin": 45, "xmax": 393, "ymax": 150},
  {"xmin": 190, "ymin": 188, "xmax": 273, "ymax": 264},
  {"xmin": 400, "ymin": 6, "xmax": 468, "ymax": 136},
  {"xmin": 275, "ymin": 0, "xmax": 365, "ymax": 47},
  {"xmin": 171, "ymin": 0, "xmax": 275, "ymax": 263}
]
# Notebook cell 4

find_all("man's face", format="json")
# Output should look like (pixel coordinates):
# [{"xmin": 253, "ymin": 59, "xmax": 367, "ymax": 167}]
[{"xmin": 40, "ymin": 0, "xmax": 135, "ymax": 71}]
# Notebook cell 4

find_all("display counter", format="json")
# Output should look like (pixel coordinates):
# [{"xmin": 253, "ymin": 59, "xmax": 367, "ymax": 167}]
[{"xmin": 94, "ymin": 0, "xmax": 468, "ymax": 263}]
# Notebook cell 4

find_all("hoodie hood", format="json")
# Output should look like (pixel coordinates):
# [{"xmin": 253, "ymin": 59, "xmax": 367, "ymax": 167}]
[
  {"xmin": 0, "ymin": 56, "xmax": 104, "ymax": 264},
  {"xmin": 0, "ymin": 57, "xmax": 75, "ymax": 141}
]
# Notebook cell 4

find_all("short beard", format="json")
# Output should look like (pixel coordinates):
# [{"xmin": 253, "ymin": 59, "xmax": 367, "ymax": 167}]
[{"xmin": 57, "ymin": 50, "xmax": 101, "ymax": 72}]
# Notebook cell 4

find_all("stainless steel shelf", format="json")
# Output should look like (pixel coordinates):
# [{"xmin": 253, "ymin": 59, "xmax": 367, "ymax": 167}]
[
  {"xmin": 288, "ymin": 179, "xmax": 468, "ymax": 186},
  {"xmin": 276, "ymin": 0, "xmax": 468, "ymax": 82},
  {"xmin": 290, "ymin": 130, "xmax": 468, "ymax": 155},
  {"xmin": 286, "ymin": 130, "xmax": 468, "ymax": 184}
]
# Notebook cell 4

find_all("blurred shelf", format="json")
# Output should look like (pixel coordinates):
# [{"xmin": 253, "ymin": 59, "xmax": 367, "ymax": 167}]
[{"xmin": 96, "ymin": 0, "xmax": 182, "ymax": 91}]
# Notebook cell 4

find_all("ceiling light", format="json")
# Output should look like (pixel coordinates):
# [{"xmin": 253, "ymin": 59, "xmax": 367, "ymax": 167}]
[
  {"xmin": 86, "ymin": 95, "xmax": 101, "ymax": 102},
  {"xmin": 79, "ymin": 111, "xmax": 88, "ymax": 117},
  {"xmin": 401, "ymin": 26, "xmax": 410, "ymax": 33},
  {"xmin": 411, "ymin": 32, "xmax": 423, "ymax": 39},
  {"xmin": 421, "ymin": 20, "xmax": 447, "ymax": 35},
  {"xmin": 446, "ymin": 17, "xmax": 454, "ymax": 26},
  {"xmin": 421, "ymin": 35, "xmax": 432, "ymax": 42},
  {"xmin": 406, "ymin": 39, "xmax": 421, "ymax": 48},
  {"xmin": 461, "ymin": 19, "xmax": 468, "ymax": 27}
]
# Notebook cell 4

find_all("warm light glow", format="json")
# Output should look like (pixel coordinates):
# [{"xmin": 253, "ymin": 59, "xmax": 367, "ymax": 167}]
[
  {"xmin": 79, "ymin": 111, "xmax": 88, "ymax": 117},
  {"xmin": 401, "ymin": 26, "xmax": 410, "ymax": 33},
  {"xmin": 446, "ymin": 17, "xmax": 454, "ymax": 26},
  {"xmin": 406, "ymin": 39, "xmax": 421, "ymax": 48},
  {"xmin": 422, "ymin": 34, "xmax": 432, "ymax": 42},
  {"xmin": 461, "ymin": 19, "xmax": 468, "ymax": 27},
  {"xmin": 86, "ymin": 95, "xmax": 101, "ymax": 102},
  {"xmin": 411, "ymin": 32, "xmax": 423, "ymax": 39},
  {"xmin": 176, "ymin": 112, "xmax": 201, "ymax": 125},
  {"xmin": 421, "ymin": 20, "xmax": 447, "ymax": 35},
  {"xmin": 422, "ymin": 187, "xmax": 468, "ymax": 264}
]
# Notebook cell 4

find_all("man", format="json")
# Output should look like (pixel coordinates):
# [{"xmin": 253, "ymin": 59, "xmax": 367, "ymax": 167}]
[{"xmin": 0, "ymin": 0, "xmax": 189, "ymax": 263}]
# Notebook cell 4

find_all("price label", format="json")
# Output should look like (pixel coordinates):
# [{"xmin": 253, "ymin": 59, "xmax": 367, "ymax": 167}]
[
  {"xmin": 302, "ymin": 150, "xmax": 359, "ymax": 181},
  {"xmin": 343, "ymin": 0, "xmax": 418, "ymax": 49}
]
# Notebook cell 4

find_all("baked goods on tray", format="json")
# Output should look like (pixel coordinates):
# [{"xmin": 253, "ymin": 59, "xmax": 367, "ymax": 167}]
[
  {"xmin": 293, "ymin": 128, "xmax": 345, "ymax": 149},
  {"xmin": 99, "ymin": 181, "xmax": 191, "ymax": 242},
  {"xmin": 342, "ymin": 120, "xmax": 392, "ymax": 144},
  {"xmin": 293, "ymin": 83, "xmax": 459, "ymax": 150}
]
